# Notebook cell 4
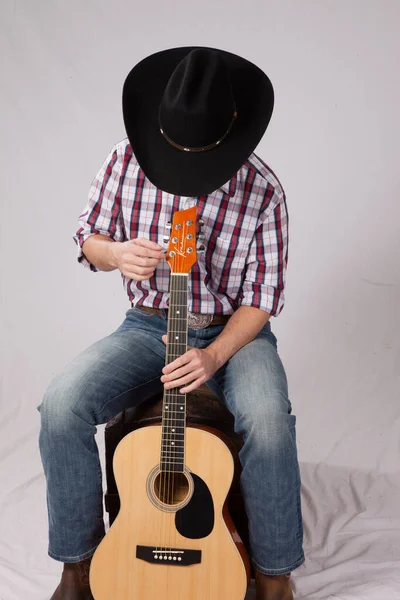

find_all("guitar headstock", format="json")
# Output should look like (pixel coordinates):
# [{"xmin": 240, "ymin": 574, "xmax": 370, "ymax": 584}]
[{"xmin": 165, "ymin": 206, "xmax": 197, "ymax": 274}]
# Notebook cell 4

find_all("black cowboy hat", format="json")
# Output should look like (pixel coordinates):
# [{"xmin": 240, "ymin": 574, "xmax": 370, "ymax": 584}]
[{"xmin": 122, "ymin": 46, "xmax": 274, "ymax": 197}]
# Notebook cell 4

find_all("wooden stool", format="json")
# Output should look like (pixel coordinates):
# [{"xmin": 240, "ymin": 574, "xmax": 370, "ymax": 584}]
[{"xmin": 104, "ymin": 383, "xmax": 251, "ymax": 559}]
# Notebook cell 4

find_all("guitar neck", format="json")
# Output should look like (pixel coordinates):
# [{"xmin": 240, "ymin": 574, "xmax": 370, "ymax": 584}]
[{"xmin": 160, "ymin": 273, "xmax": 189, "ymax": 473}]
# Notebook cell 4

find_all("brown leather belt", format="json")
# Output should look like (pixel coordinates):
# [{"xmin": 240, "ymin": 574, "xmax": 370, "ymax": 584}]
[{"xmin": 135, "ymin": 305, "xmax": 232, "ymax": 329}]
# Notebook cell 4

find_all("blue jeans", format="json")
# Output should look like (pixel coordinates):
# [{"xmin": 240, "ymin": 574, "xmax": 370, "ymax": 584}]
[{"xmin": 37, "ymin": 307, "xmax": 305, "ymax": 575}]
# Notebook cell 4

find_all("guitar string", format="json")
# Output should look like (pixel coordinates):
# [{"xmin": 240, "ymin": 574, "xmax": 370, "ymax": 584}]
[
  {"xmin": 160, "ymin": 265, "xmax": 173, "ymax": 558},
  {"xmin": 172, "ymin": 223, "xmax": 185, "ymax": 552},
  {"xmin": 168, "ymin": 217, "xmax": 191, "ymax": 555},
  {"xmin": 177, "ymin": 218, "xmax": 190, "ymax": 552},
  {"xmin": 160, "ymin": 210, "xmax": 193, "ymax": 558},
  {"xmin": 166, "ymin": 267, "xmax": 176, "ymax": 554},
  {"xmin": 159, "ymin": 235, "xmax": 174, "ymax": 558},
  {"xmin": 163, "ymin": 266, "xmax": 175, "ymax": 557},
  {"xmin": 163, "ymin": 228, "xmax": 182, "ymax": 556},
  {"xmin": 169, "ymin": 227, "xmax": 185, "ymax": 554}
]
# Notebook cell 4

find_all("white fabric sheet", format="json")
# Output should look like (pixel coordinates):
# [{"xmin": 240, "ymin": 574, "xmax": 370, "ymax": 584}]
[{"xmin": 1, "ymin": 0, "xmax": 399, "ymax": 598}]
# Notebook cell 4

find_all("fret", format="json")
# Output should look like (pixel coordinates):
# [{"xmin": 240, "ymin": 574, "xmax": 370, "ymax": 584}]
[
  {"xmin": 167, "ymin": 304, "xmax": 188, "ymax": 307},
  {"xmin": 161, "ymin": 452, "xmax": 184, "ymax": 457},
  {"xmin": 161, "ymin": 455, "xmax": 184, "ymax": 459},
  {"xmin": 163, "ymin": 400, "xmax": 186, "ymax": 404},
  {"xmin": 161, "ymin": 454, "xmax": 184, "ymax": 458},
  {"xmin": 167, "ymin": 316, "xmax": 188, "ymax": 320},
  {"xmin": 161, "ymin": 428, "xmax": 185, "ymax": 433},
  {"xmin": 161, "ymin": 444, "xmax": 184, "ymax": 449},
  {"xmin": 160, "ymin": 460, "xmax": 185, "ymax": 465},
  {"xmin": 161, "ymin": 442, "xmax": 184, "ymax": 447},
  {"xmin": 161, "ymin": 443, "xmax": 184, "ymax": 448}
]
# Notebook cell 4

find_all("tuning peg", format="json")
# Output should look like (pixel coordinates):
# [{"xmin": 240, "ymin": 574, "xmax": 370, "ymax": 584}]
[
  {"xmin": 198, "ymin": 245, "xmax": 206, "ymax": 254},
  {"xmin": 165, "ymin": 221, "xmax": 172, "ymax": 230},
  {"xmin": 162, "ymin": 235, "xmax": 170, "ymax": 244},
  {"xmin": 199, "ymin": 219, "xmax": 204, "ymax": 227}
]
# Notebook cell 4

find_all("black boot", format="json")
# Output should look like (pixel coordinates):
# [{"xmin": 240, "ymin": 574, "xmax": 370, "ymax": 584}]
[{"xmin": 50, "ymin": 556, "xmax": 94, "ymax": 600}]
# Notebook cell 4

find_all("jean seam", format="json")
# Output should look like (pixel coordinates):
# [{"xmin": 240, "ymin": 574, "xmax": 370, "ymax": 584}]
[
  {"xmin": 252, "ymin": 552, "xmax": 305, "ymax": 575},
  {"xmin": 97, "ymin": 374, "xmax": 163, "ymax": 419},
  {"xmin": 70, "ymin": 375, "xmax": 163, "ymax": 425},
  {"xmin": 48, "ymin": 541, "xmax": 101, "ymax": 563}
]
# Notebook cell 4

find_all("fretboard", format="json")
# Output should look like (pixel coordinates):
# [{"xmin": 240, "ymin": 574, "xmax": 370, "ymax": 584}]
[{"xmin": 160, "ymin": 273, "xmax": 188, "ymax": 473}]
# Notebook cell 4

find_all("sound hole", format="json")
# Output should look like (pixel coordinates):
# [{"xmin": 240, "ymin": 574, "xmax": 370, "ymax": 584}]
[{"xmin": 154, "ymin": 472, "xmax": 190, "ymax": 506}]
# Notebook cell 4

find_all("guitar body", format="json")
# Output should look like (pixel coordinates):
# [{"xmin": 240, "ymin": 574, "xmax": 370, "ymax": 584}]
[
  {"xmin": 91, "ymin": 207, "xmax": 250, "ymax": 598},
  {"xmin": 90, "ymin": 424, "xmax": 249, "ymax": 599}
]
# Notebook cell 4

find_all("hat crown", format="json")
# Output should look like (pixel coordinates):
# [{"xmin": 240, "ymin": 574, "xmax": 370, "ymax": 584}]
[{"xmin": 159, "ymin": 49, "xmax": 235, "ymax": 149}]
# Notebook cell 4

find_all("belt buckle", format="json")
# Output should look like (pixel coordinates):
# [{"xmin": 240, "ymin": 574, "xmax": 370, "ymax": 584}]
[{"xmin": 187, "ymin": 312, "xmax": 213, "ymax": 330}]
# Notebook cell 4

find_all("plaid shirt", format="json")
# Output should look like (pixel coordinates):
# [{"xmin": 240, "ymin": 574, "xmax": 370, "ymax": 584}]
[{"xmin": 74, "ymin": 138, "xmax": 288, "ymax": 316}]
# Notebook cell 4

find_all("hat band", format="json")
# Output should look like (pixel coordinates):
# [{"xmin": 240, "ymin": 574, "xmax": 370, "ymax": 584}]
[{"xmin": 160, "ymin": 110, "xmax": 237, "ymax": 153}]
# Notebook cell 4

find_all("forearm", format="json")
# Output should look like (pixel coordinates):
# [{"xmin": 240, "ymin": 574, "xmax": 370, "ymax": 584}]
[
  {"xmin": 82, "ymin": 235, "xmax": 121, "ymax": 271},
  {"xmin": 204, "ymin": 305, "xmax": 271, "ymax": 370}
]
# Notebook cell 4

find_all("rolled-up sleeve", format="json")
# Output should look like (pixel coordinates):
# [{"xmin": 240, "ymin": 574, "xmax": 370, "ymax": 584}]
[
  {"xmin": 239, "ymin": 188, "xmax": 289, "ymax": 316},
  {"xmin": 73, "ymin": 145, "xmax": 124, "ymax": 271}
]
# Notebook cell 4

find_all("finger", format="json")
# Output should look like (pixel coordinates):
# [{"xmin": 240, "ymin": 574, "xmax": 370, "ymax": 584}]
[
  {"xmin": 130, "ymin": 247, "xmax": 165, "ymax": 261},
  {"xmin": 164, "ymin": 369, "xmax": 203, "ymax": 389},
  {"xmin": 124, "ymin": 240, "xmax": 164, "ymax": 260},
  {"xmin": 162, "ymin": 350, "xmax": 196, "ymax": 374},
  {"xmin": 124, "ymin": 255, "xmax": 161, "ymax": 267},
  {"xmin": 179, "ymin": 377, "xmax": 205, "ymax": 394},
  {"xmin": 162, "ymin": 362, "xmax": 195, "ymax": 383},
  {"xmin": 131, "ymin": 238, "xmax": 164, "ymax": 258},
  {"xmin": 135, "ymin": 237, "xmax": 163, "ymax": 250}
]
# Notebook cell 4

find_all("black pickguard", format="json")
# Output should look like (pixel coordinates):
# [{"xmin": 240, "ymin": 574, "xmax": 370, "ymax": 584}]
[{"xmin": 175, "ymin": 473, "xmax": 214, "ymax": 539}]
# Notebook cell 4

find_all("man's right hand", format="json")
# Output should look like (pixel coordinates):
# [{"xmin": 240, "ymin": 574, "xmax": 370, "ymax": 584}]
[{"xmin": 111, "ymin": 237, "xmax": 165, "ymax": 281}]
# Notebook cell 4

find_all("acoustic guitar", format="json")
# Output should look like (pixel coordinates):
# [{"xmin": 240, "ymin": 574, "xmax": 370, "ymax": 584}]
[{"xmin": 90, "ymin": 205, "xmax": 250, "ymax": 599}]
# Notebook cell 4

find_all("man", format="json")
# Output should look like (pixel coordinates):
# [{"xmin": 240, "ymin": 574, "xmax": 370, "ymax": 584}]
[{"xmin": 38, "ymin": 46, "xmax": 304, "ymax": 600}]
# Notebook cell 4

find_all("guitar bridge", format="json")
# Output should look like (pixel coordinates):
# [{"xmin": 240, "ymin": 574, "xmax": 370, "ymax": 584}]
[{"xmin": 136, "ymin": 545, "xmax": 201, "ymax": 566}]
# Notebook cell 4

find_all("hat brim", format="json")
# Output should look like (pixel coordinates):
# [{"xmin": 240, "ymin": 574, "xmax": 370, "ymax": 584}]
[{"xmin": 122, "ymin": 46, "xmax": 274, "ymax": 197}]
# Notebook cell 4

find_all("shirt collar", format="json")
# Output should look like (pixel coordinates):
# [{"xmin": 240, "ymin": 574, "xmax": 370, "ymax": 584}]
[{"xmin": 218, "ymin": 172, "xmax": 237, "ymax": 197}]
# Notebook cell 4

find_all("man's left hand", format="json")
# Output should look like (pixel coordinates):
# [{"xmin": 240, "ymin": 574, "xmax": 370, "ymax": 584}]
[{"xmin": 161, "ymin": 334, "xmax": 219, "ymax": 393}]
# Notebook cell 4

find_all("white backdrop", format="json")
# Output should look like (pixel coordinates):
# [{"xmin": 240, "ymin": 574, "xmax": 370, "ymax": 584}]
[{"xmin": 1, "ymin": 1, "xmax": 399, "ymax": 599}]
